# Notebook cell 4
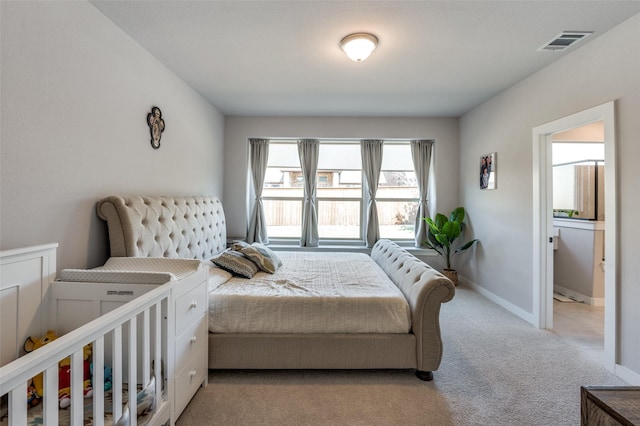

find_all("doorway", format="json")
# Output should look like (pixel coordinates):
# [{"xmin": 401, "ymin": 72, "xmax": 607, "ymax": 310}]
[
  {"xmin": 532, "ymin": 101, "xmax": 617, "ymax": 371},
  {"xmin": 551, "ymin": 123, "xmax": 605, "ymax": 362}
]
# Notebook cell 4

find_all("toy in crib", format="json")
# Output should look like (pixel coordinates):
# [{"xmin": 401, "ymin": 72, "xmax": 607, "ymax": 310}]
[
  {"xmin": 91, "ymin": 362, "xmax": 113, "ymax": 391},
  {"xmin": 23, "ymin": 330, "xmax": 94, "ymax": 409}
]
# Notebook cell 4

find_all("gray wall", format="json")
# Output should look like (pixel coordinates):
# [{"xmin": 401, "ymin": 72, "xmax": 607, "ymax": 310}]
[
  {"xmin": 223, "ymin": 116, "xmax": 459, "ymax": 240},
  {"xmin": 0, "ymin": 2, "xmax": 225, "ymax": 271},
  {"xmin": 459, "ymin": 13, "xmax": 640, "ymax": 376}
]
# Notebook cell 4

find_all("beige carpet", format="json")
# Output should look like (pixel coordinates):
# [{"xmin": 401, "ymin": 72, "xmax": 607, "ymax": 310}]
[{"xmin": 177, "ymin": 286, "xmax": 626, "ymax": 425}]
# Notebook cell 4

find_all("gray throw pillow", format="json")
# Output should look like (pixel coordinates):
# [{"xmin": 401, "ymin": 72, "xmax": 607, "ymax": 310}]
[
  {"xmin": 211, "ymin": 250, "xmax": 258, "ymax": 278},
  {"xmin": 240, "ymin": 243, "xmax": 282, "ymax": 274},
  {"xmin": 230, "ymin": 240, "xmax": 251, "ymax": 251}
]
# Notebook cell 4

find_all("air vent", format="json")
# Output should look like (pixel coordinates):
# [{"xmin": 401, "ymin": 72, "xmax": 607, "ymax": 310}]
[{"xmin": 538, "ymin": 31, "xmax": 593, "ymax": 52}]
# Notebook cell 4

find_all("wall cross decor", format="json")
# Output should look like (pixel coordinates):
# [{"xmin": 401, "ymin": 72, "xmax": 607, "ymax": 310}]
[{"xmin": 147, "ymin": 106, "xmax": 165, "ymax": 149}]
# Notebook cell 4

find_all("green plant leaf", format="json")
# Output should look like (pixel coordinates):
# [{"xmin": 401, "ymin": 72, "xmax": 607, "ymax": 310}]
[
  {"xmin": 455, "ymin": 239, "xmax": 478, "ymax": 253},
  {"xmin": 449, "ymin": 207, "xmax": 465, "ymax": 223},
  {"xmin": 427, "ymin": 230, "xmax": 442, "ymax": 247},
  {"xmin": 426, "ymin": 219, "xmax": 441, "ymax": 236},
  {"xmin": 423, "ymin": 240, "xmax": 444, "ymax": 257},
  {"xmin": 434, "ymin": 233, "xmax": 450, "ymax": 247},
  {"xmin": 442, "ymin": 221, "xmax": 461, "ymax": 240},
  {"xmin": 434, "ymin": 213, "xmax": 448, "ymax": 229}
]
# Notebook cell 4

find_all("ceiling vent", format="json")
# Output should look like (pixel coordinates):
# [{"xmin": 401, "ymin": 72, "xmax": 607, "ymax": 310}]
[{"xmin": 538, "ymin": 31, "xmax": 593, "ymax": 52}]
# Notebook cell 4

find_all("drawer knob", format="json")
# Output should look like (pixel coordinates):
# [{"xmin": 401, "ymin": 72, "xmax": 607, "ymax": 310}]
[
  {"xmin": 189, "ymin": 370, "xmax": 197, "ymax": 377},
  {"xmin": 190, "ymin": 336, "xmax": 197, "ymax": 344},
  {"xmin": 190, "ymin": 301, "xmax": 198, "ymax": 309}
]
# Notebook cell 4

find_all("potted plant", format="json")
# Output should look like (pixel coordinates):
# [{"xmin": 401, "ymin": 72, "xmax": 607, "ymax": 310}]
[{"xmin": 423, "ymin": 207, "xmax": 478, "ymax": 286}]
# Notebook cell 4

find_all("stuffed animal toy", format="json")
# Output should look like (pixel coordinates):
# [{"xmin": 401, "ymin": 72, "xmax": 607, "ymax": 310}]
[
  {"xmin": 24, "ymin": 330, "xmax": 93, "ymax": 409},
  {"xmin": 90, "ymin": 362, "xmax": 113, "ymax": 392},
  {"xmin": 26, "ymin": 384, "xmax": 40, "ymax": 409},
  {"xmin": 23, "ymin": 330, "xmax": 58, "ymax": 408},
  {"xmin": 57, "ymin": 343, "xmax": 93, "ymax": 408}
]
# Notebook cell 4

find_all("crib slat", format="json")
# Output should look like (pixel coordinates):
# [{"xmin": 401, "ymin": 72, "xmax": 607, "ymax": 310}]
[
  {"xmin": 43, "ymin": 364, "xmax": 59, "ymax": 426},
  {"xmin": 9, "ymin": 383, "xmax": 27, "ymax": 425},
  {"xmin": 129, "ymin": 316, "xmax": 137, "ymax": 426},
  {"xmin": 154, "ymin": 301, "xmax": 162, "ymax": 411},
  {"xmin": 143, "ymin": 308, "xmax": 150, "ymax": 386},
  {"xmin": 113, "ymin": 326, "xmax": 123, "ymax": 422},
  {"xmin": 71, "ymin": 350, "xmax": 84, "ymax": 424},
  {"xmin": 93, "ymin": 336, "xmax": 105, "ymax": 426}
]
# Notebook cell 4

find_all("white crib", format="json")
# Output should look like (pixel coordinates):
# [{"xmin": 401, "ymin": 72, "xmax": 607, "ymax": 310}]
[{"xmin": 0, "ymin": 245, "xmax": 205, "ymax": 426}]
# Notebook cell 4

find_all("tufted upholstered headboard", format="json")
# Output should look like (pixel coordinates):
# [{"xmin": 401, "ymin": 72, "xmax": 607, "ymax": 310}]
[{"xmin": 96, "ymin": 195, "xmax": 227, "ymax": 260}]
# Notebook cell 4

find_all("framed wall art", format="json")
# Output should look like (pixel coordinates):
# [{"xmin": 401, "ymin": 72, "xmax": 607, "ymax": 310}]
[{"xmin": 480, "ymin": 152, "xmax": 497, "ymax": 190}]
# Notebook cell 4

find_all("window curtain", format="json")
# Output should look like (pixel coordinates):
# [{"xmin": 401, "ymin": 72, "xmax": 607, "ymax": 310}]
[
  {"xmin": 411, "ymin": 139, "xmax": 434, "ymax": 247},
  {"xmin": 298, "ymin": 139, "xmax": 319, "ymax": 247},
  {"xmin": 247, "ymin": 138, "xmax": 269, "ymax": 244},
  {"xmin": 361, "ymin": 139, "xmax": 384, "ymax": 248}
]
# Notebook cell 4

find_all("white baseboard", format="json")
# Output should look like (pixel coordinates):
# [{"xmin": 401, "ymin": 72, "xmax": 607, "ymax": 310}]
[
  {"xmin": 615, "ymin": 364, "xmax": 640, "ymax": 385},
  {"xmin": 459, "ymin": 276, "xmax": 536, "ymax": 326},
  {"xmin": 554, "ymin": 285, "xmax": 604, "ymax": 306},
  {"xmin": 461, "ymin": 277, "xmax": 640, "ymax": 386}
]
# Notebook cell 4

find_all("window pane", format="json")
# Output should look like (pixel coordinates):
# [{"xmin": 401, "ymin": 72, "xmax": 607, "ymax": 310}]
[
  {"xmin": 318, "ymin": 143, "xmax": 362, "ymax": 170},
  {"xmin": 377, "ymin": 171, "xmax": 419, "ymax": 198},
  {"xmin": 316, "ymin": 143, "xmax": 363, "ymax": 239},
  {"xmin": 318, "ymin": 200, "xmax": 361, "ymax": 239},
  {"xmin": 378, "ymin": 144, "xmax": 419, "ymax": 199},
  {"xmin": 381, "ymin": 144, "xmax": 415, "ymax": 170},
  {"xmin": 378, "ymin": 200, "xmax": 417, "ymax": 239},
  {"xmin": 264, "ymin": 199, "xmax": 302, "ymax": 238},
  {"xmin": 264, "ymin": 143, "xmax": 303, "ymax": 197}
]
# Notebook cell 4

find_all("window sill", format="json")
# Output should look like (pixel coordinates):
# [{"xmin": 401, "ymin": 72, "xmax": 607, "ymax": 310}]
[{"xmin": 266, "ymin": 242, "xmax": 438, "ymax": 257}]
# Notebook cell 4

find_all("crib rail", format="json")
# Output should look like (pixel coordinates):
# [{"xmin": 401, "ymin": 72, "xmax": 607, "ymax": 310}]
[{"xmin": 0, "ymin": 280, "xmax": 174, "ymax": 426}]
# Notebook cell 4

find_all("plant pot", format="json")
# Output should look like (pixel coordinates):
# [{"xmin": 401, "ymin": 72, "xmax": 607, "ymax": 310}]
[{"xmin": 442, "ymin": 269, "xmax": 458, "ymax": 286}]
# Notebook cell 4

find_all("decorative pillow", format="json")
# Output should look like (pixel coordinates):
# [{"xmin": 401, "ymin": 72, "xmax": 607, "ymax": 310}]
[
  {"xmin": 211, "ymin": 250, "xmax": 258, "ymax": 279},
  {"xmin": 240, "ymin": 243, "xmax": 283, "ymax": 274},
  {"xmin": 230, "ymin": 240, "xmax": 251, "ymax": 251}
]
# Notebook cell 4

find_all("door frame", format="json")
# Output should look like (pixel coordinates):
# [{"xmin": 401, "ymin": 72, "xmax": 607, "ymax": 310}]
[{"xmin": 532, "ymin": 101, "xmax": 617, "ymax": 371}]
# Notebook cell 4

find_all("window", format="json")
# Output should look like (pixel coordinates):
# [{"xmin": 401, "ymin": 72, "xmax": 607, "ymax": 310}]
[
  {"xmin": 263, "ymin": 143, "xmax": 303, "ymax": 238},
  {"xmin": 261, "ymin": 139, "xmax": 420, "ymax": 243},
  {"xmin": 377, "ymin": 143, "xmax": 419, "ymax": 240},
  {"xmin": 317, "ymin": 143, "xmax": 362, "ymax": 239}
]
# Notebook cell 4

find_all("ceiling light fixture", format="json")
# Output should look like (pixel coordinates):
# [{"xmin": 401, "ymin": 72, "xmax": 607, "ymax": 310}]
[{"xmin": 340, "ymin": 33, "xmax": 378, "ymax": 62}]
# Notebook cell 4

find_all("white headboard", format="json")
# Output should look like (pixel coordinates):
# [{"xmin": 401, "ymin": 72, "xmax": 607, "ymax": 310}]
[
  {"xmin": 96, "ymin": 196, "xmax": 227, "ymax": 260},
  {"xmin": 0, "ymin": 243, "xmax": 57, "ymax": 366}
]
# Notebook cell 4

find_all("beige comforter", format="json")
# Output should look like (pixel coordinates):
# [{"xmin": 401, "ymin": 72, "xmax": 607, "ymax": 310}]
[{"xmin": 207, "ymin": 251, "xmax": 411, "ymax": 334}]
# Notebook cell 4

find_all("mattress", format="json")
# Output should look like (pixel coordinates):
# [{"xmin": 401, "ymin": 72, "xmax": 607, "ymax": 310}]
[{"xmin": 208, "ymin": 251, "xmax": 411, "ymax": 334}]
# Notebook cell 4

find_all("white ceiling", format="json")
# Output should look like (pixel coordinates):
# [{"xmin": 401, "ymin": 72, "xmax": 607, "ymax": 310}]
[{"xmin": 90, "ymin": 1, "xmax": 640, "ymax": 117}]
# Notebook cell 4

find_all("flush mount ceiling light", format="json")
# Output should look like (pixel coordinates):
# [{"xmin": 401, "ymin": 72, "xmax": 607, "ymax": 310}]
[{"xmin": 340, "ymin": 33, "xmax": 378, "ymax": 62}]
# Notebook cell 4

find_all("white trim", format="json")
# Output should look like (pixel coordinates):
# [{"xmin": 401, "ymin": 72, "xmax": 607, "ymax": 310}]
[
  {"xmin": 460, "ymin": 276, "xmax": 536, "ymax": 326},
  {"xmin": 532, "ymin": 101, "xmax": 617, "ymax": 373},
  {"xmin": 614, "ymin": 364, "xmax": 640, "ymax": 386},
  {"xmin": 0, "ymin": 243, "xmax": 58, "ymax": 258},
  {"xmin": 553, "ymin": 285, "xmax": 604, "ymax": 307}
]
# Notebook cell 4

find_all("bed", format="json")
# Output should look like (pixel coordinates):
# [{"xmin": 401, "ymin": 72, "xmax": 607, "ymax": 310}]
[{"xmin": 96, "ymin": 195, "xmax": 456, "ymax": 381}]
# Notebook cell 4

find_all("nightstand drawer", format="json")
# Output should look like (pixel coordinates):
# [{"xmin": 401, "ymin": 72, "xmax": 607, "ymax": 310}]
[
  {"xmin": 175, "ymin": 314, "xmax": 207, "ymax": 368},
  {"xmin": 174, "ymin": 347, "xmax": 207, "ymax": 417},
  {"xmin": 175, "ymin": 281, "xmax": 207, "ymax": 334}
]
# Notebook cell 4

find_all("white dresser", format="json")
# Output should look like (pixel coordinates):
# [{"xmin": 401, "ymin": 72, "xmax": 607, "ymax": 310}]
[
  {"xmin": 50, "ymin": 258, "xmax": 209, "ymax": 423},
  {"xmin": 170, "ymin": 266, "xmax": 208, "ymax": 418}
]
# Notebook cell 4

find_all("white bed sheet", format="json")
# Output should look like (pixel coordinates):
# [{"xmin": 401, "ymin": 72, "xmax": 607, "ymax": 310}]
[{"xmin": 207, "ymin": 251, "xmax": 411, "ymax": 334}]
